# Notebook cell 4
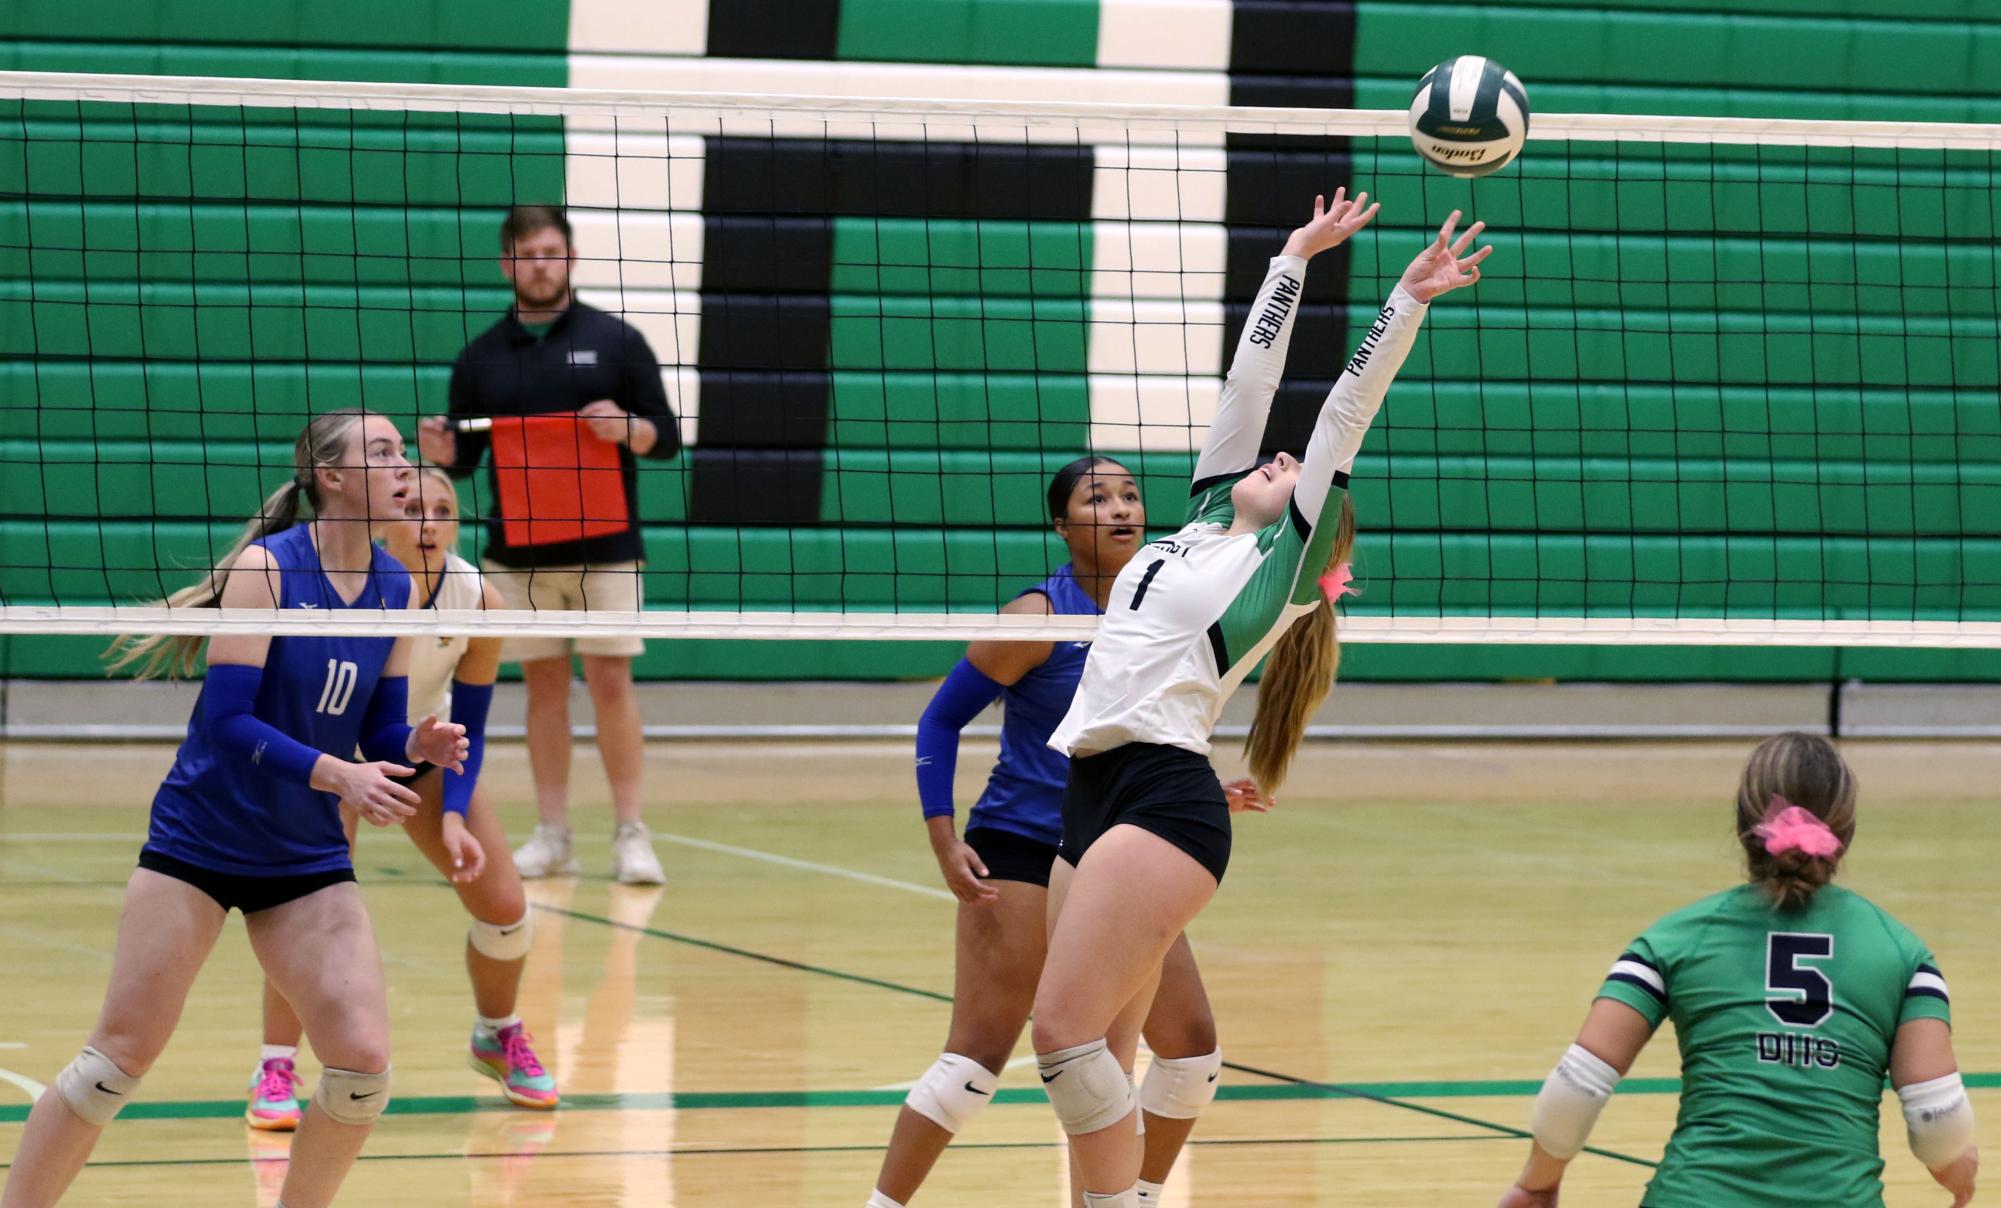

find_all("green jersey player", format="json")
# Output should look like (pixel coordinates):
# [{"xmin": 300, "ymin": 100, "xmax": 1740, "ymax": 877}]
[{"xmin": 1500, "ymin": 732, "xmax": 1978, "ymax": 1208}]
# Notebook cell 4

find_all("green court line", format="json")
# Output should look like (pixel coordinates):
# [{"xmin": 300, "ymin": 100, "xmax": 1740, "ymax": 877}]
[
  {"xmin": 8, "ymin": 1133, "xmax": 1516, "ymax": 1172},
  {"xmin": 8, "ymin": 1071, "xmax": 2001, "ymax": 1129}
]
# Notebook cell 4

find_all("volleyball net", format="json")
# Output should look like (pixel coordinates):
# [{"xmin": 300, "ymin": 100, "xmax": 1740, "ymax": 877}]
[{"xmin": 3, "ymin": 71, "xmax": 2000, "ymax": 647}]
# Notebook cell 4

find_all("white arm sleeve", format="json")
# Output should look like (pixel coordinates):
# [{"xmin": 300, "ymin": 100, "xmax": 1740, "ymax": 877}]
[
  {"xmin": 1291, "ymin": 284, "xmax": 1428, "ymax": 527},
  {"xmin": 1901, "ymin": 1072, "xmax": 1976, "ymax": 1169},
  {"xmin": 1529, "ymin": 1043, "xmax": 1621, "ymax": 1161},
  {"xmin": 1190, "ymin": 255, "xmax": 1307, "ymax": 488}
]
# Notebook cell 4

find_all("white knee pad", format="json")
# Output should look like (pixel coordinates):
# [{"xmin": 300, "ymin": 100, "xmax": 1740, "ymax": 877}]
[
  {"xmin": 905, "ymin": 1052, "xmax": 999, "ymax": 1134},
  {"xmin": 468, "ymin": 910, "xmax": 533, "ymax": 961},
  {"xmin": 1140, "ymin": 1048, "xmax": 1222, "ymax": 1120},
  {"xmin": 53, "ymin": 1046, "xmax": 140, "ymax": 1126},
  {"xmin": 1037, "ymin": 1039, "xmax": 1134, "ymax": 1136},
  {"xmin": 315, "ymin": 1065, "xmax": 392, "ymax": 1126}
]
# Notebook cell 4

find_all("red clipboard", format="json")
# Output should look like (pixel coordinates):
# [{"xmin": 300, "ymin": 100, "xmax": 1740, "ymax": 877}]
[{"xmin": 488, "ymin": 415, "xmax": 630, "ymax": 548}]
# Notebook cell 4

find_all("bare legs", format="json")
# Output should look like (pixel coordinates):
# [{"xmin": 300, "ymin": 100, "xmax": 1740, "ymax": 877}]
[
  {"xmin": 520, "ymin": 656, "xmax": 575, "ymax": 829},
  {"xmin": 873, "ymin": 880, "xmax": 1048, "ymax": 1202},
  {"xmin": 3, "ymin": 872, "xmax": 390, "ymax": 1208},
  {"xmin": 1035, "ymin": 828, "xmax": 1217, "ymax": 1200}
]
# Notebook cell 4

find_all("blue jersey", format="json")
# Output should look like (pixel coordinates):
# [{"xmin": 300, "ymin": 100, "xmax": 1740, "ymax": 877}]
[
  {"xmin": 147, "ymin": 524, "xmax": 411, "ymax": 877},
  {"xmin": 967, "ymin": 565, "xmax": 1099, "ymax": 847}
]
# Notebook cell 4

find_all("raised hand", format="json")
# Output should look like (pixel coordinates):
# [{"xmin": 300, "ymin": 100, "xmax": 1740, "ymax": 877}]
[
  {"xmin": 1281, "ymin": 188, "xmax": 1382, "ymax": 261},
  {"xmin": 579, "ymin": 399, "xmax": 635, "ymax": 445},
  {"xmin": 417, "ymin": 415, "xmax": 456, "ymax": 465},
  {"xmin": 409, "ymin": 714, "xmax": 469, "ymax": 773},
  {"xmin": 1399, "ymin": 210, "xmax": 1494, "ymax": 303}
]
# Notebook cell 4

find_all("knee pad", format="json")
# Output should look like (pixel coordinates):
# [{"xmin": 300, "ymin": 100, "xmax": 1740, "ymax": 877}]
[
  {"xmin": 1036, "ymin": 1039, "xmax": 1134, "ymax": 1136},
  {"xmin": 468, "ymin": 910, "xmax": 533, "ymax": 961},
  {"xmin": 53, "ymin": 1046, "xmax": 140, "ymax": 1127},
  {"xmin": 1140, "ymin": 1047, "xmax": 1222, "ymax": 1120},
  {"xmin": 904, "ymin": 1052, "xmax": 999, "ymax": 1134},
  {"xmin": 314, "ymin": 1065, "xmax": 392, "ymax": 1126}
]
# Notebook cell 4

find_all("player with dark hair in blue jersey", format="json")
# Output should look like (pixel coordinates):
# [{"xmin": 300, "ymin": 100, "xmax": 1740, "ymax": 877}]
[
  {"xmin": 868, "ymin": 456, "xmax": 1268, "ymax": 1208},
  {"xmin": 2, "ymin": 408, "xmax": 468, "ymax": 1208}
]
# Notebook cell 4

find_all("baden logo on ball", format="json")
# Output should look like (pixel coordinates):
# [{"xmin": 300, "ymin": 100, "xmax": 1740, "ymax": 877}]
[{"xmin": 1408, "ymin": 56, "xmax": 1531, "ymax": 178}]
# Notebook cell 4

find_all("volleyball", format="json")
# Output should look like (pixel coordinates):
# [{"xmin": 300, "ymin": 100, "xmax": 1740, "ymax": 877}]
[{"xmin": 1408, "ymin": 56, "xmax": 1530, "ymax": 178}]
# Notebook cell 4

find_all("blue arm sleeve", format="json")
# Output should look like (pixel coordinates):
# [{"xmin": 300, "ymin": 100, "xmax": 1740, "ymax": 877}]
[
  {"xmin": 915, "ymin": 660, "xmax": 1005, "ymax": 820},
  {"xmin": 439, "ymin": 680, "xmax": 492, "ymax": 817},
  {"xmin": 357, "ymin": 675, "xmax": 414, "ymax": 766},
  {"xmin": 203, "ymin": 663, "xmax": 323, "ymax": 786}
]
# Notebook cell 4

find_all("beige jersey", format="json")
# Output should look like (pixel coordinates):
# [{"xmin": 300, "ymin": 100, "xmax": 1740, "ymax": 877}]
[
  {"xmin": 1049, "ymin": 257, "xmax": 1428, "ymax": 757},
  {"xmin": 406, "ymin": 552, "xmax": 482, "ymax": 723}
]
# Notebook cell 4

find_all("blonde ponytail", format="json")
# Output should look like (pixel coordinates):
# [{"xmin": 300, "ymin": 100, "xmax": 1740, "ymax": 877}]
[
  {"xmin": 1243, "ymin": 494, "xmax": 1356, "ymax": 795},
  {"xmin": 105, "ymin": 408, "xmax": 371, "ymax": 680}
]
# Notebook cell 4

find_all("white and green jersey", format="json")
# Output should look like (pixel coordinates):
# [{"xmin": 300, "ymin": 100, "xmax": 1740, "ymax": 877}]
[
  {"xmin": 1599, "ymin": 883, "xmax": 1952, "ymax": 1208},
  {"xmin": 1049, "ymin": 256, "xmax": 1428, "ymax": 757}
]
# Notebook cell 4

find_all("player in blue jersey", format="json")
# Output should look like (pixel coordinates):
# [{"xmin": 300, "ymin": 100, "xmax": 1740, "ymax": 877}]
[
  {"xmin": 1, "ymin": 409, "xmax": 468, "ymax": 1208},
  {"xmin": 1499, "ymin": 732, "xmax": 1978, "ymax": 1208},
  {"xmin": 245, "ymin": 466, "xmax": 555, "ymax": 1132},
  {"xmin": 867, "ymin": 456, "xmax": 1274, "ymax": 1208}
]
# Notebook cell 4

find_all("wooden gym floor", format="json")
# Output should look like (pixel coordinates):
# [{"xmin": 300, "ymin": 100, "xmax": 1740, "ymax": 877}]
[{"xmin": 0, "ymin": 739, "xmax": 1994, "ymax": 1205}]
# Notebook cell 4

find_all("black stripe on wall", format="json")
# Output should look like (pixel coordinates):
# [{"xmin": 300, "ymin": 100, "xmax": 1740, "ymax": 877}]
[
  {"xmin": 688, "ymin": 449, "xmax": 825, "ymax": 526},
  {"xmin": 706, "ymin": 0, "xmax": 841, "ymax": 59},
  {"xmin": 703, "ymin": 137, "xmax": 1094, "ymax": 220},
  {"xmin": 1226, "ymin": 0, "xmax": 1358, "ymax": 456}
]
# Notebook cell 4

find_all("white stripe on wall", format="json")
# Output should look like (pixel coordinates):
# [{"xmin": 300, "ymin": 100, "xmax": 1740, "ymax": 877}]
[
  {"xmin": 1088, "ymin": 374, "xmax": 1222, "ymax": 455},
  {"xmin": 569, "ymin": 0, "xmax": 708, "ymax": 57},
  {"xmin": 1097, "ymin": 0, "xmax": 1233, "ymax": 71}
]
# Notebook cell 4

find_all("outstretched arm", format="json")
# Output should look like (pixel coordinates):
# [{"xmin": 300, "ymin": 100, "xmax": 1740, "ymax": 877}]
[
  {"xmin": 1190, "ymin": 191, "xmax": 1379, "ymax": 506},
  {"xmin": 1281, "ymin": 211, "xmax": 1492, "ymax": 605}
]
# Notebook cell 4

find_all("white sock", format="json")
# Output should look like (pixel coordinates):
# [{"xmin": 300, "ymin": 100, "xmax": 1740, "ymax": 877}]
[
  {"xmin": 258, "ymin": 1044, "xmax": 297, "ymax": 1071},
  {"xmin": 477, "ymin": 1014, "xmax": 522, "ymax": 1035},
  {"xmin": 1082, "ymin": 1191, "xmax": 1138, "ymax": 1208},
  {"xmin": 1135, "ymin": 1180, "xmax": 1165, "ymax": 1203},
  {"xmin": 865, "ymin": 1192, "xmax": 906, "ymax": 1208}
]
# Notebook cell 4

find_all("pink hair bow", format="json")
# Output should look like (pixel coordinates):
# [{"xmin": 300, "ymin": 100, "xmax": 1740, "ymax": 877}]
[
  {"xmin": 1754, "ymin": 795, "xmax": 1843, "ymax": 858},
  {"xmin": 1319, "ymin": 562, "xmax": 1357, "ymax": 603}
]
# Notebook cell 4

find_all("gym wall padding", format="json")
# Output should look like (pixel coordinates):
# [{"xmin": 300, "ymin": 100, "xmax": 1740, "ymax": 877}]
[{"xmin": 4, "ymin": 0, "xmax": 1999, "ymax": 682}]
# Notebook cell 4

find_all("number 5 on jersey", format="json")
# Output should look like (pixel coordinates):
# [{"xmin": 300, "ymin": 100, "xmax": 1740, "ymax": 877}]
[
  {"xmin": 1766, "ymin": 932, "xmax": 1834, "ymax": 1027},
  {"xmin": 316, "ymin": 659, "xmax": 359, "ymax": 716}
]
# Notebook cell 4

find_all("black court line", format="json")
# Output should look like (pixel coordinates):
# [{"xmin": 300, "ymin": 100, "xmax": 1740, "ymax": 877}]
[
  {"xmin": 25, "ymin": 1132, "xmax": 1514, "ymax": 1172},
  {"xmin": 530, "ymin": 899, "xmax": 1659, "ymax": 1168}
]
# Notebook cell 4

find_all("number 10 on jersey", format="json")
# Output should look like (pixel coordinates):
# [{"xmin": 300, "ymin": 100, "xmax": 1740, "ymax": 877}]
[{"xmin": 316, "ymin": 659, "xmax": 359, "ymax": 716}]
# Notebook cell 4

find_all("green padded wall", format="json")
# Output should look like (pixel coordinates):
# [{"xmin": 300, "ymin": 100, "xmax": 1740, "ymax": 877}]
[{"xmin": 4, "ymin": 0, "xmax": 1999, "ymax": 683}]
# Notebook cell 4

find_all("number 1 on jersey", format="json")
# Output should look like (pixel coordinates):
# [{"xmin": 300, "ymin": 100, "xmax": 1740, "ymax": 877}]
[
  {"xmin": 1129, "ymin": 560, "xmax": 1166, "ymax": 611},
  {"xmin": 316, "ymin": 659, "xmax": 359, "ymax": 716}
]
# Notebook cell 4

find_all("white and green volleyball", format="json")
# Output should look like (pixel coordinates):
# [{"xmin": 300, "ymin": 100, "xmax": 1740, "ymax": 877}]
[{"xmin": 1408, "ymin": 56, "xmax": 1530, "ymax": 178}]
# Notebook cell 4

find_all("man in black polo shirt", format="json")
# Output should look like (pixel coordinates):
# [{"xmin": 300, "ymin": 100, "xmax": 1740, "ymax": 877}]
[{"xmin": 418, "ymin": 205, "xmax": 679, "ymax": 885}]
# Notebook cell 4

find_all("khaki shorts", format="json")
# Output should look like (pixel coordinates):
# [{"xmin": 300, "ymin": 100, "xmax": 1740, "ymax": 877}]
[{"xmin": 481, "ymin": 560, "xmax": 646, "ymax": 662}]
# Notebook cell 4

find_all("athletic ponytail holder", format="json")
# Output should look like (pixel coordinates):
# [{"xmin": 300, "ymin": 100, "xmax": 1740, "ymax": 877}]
[
  {"xmin": 1754, "ymin": 795, "xmax": 1844, "ymax": 858},
  {"xmin": 1319, "ymin": 563, "xmax": 1357, "ymax": 603}
]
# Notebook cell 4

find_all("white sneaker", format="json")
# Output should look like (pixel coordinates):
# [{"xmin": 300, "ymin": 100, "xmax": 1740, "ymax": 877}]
[
  {"xmin": 610, "ymin": 822, "xmax": 665, "ymax": 885},
  {"xmin": 512, "ymin": 824, "xmax": 580, "ymax": 879}
]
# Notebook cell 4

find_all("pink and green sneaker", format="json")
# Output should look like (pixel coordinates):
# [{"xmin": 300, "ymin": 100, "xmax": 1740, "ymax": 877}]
[
  {"xmin": 245, "ymin": 1056, "xmax": 304, "ymax": 1131},
  {"xmin": 469, "ymin": 1023, "xmax": 559, "ymax": 1109}
]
